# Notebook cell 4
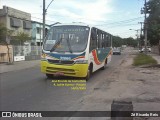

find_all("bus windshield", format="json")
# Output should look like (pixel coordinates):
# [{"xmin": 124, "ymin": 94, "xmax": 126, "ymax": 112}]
[{"xmin": 43, "ymin": 25, "xmax": 90, "ymax": 52}]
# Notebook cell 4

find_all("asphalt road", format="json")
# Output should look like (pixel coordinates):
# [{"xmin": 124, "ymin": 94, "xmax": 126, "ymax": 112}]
[{"xmin": 0, "ymin": 52, "xmax": 126, "ymax": 118}]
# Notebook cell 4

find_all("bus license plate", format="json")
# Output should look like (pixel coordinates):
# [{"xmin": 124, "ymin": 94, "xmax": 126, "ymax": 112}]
[{"xmin": 54, "ymin": 72, "xmax": 64, "ymax": 76}]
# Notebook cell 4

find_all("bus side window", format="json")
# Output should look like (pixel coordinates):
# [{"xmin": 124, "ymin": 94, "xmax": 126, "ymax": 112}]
[
  {"xmin": 102, "ymin": 33, "xmax": 105, "ymax": 48},
  {"xmin": 90, "ymin": 28, "xmax": 97, "ymax": 52},
  {"xmin": 97, "ymin": 30, "xmax": 102, "ymax": 48},
  {"xmin": 108, "ymin": 35, "xmax": 111, "ymax": 47},
  {"xmin": 106, "ymin": 34, "xmax": 109, "ymax": 47},
  {"xmin": 104, "ymin": 33, "xmax": 107, "ymax": 48}
]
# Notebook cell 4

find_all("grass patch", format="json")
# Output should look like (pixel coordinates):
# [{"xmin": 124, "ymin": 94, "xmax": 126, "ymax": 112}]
[{"xmin": 133, "ymin": 53, "xmax": 158, "ymax": 66}]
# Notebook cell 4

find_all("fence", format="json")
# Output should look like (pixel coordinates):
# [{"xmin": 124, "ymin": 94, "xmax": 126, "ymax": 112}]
[
  {"xmin": 0, "ymin": 45, "xmax": 42, "ymax": 63},
  {"xmin": 13, "ymin": 45, "xmax": 42, "ymax": 61}
]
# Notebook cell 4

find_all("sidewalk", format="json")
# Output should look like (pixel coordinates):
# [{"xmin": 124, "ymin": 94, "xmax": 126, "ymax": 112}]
[
  {"xmin": 0, "ymin": 60, "xmax": 40, "ymax": 74},
  {"xmin": 150, "ymin": 53, "xmax": 160, "ymax": 64}
]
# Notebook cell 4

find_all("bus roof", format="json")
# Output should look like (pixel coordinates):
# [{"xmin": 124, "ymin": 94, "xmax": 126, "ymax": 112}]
[
  {"xmin": 52, "ymin": 22, "xmax": 90, "ymax": 27},
  {"xmin": 51, "ymin": 22, "xmax": 112, "ymax": 36}
]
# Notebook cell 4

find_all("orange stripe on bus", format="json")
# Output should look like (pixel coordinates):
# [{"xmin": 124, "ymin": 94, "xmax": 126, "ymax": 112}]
[{"xmin": 92, "ymin": 50, "xmax": 101, "ymax": 65}]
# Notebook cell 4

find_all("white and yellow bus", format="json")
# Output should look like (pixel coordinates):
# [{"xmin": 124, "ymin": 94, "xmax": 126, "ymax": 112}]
[{"xmin": 41, "ymin": 23, "xmax": 112, "ymax": 80}]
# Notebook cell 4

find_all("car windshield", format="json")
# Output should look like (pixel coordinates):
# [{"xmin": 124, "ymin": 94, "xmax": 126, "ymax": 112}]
[
  {"xmin": 43, "ymin": 25, "xmax": 90, "ymax": 52},
  {"xmin": 113, "ymin": 47, "xmax": 120, "ymax": 50}
]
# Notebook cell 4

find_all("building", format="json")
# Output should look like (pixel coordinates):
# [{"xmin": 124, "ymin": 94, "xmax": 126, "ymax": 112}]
[
  {"xmin": 31, "ymin": 21, "xmax": 50, "ymax": 46},
  {"xmin": 0, "ymin": 6, "xmax": 32, "ymax": 44}
]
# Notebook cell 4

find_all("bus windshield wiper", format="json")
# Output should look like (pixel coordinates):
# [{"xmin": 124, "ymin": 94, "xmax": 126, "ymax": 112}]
[
  {"xmin": 66, "ymin": 38, "xmax": 73, "ymax": 53},
  {"xmin": 50, "ymin": 38, "xmax": 62, "ymax": 52}
]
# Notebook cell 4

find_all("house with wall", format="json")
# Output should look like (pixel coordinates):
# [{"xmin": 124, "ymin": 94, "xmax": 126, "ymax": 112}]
[
  {"xmin": 0, "ymin": 6, "xmax": 32, "ymax": 44},
  {"xmin": 31, "ymin": 21, "xmax": 50, "ymax": 46}
]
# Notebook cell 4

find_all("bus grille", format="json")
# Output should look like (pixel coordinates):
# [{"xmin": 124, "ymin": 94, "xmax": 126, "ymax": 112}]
[
  {"xmin": 47, "ymin": 59, "xmax": 74, "ymax": 65},
  {"xmin": 46, "ymin": 67, "xmax": 76, "ymax": 75}
]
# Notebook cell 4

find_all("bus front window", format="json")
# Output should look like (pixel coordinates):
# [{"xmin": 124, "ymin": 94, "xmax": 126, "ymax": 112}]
[{"xmin": 43, "ymin": 25, "xmax": 90, "ymax": 52}]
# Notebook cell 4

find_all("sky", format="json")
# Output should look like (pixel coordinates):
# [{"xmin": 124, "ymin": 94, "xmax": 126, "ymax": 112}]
[{"xmin": 0, "ymin": 0, "xmax": 145, "ymax": 38}]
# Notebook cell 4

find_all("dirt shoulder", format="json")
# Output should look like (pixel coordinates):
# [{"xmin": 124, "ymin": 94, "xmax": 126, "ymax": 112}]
[{"xmin": 69, "ymin": 49, "xmax": 160, "ymax": 120}]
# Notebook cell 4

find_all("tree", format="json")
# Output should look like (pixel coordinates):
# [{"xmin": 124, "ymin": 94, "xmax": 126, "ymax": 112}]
[
  {"xmin": 12, "ymin": 32, "xmax": 31, "ymax": 45},
  {"xmin": 112, "ymin": 36, "xmax": 123, "ymax": 47},
  {"xmin": 147, "ymin": 0, "xmax": 160, "ymax": 46},
  {"xmin": 112, "ymin": 36, "xmax": 138, "ymax": 47},
  {"xmin": 123, "ymin": 37, "xmax": 138, "ymax": 47},
  {"xmin": 0, "ymin": 23, "xmax": 13, "ymax": 63}
]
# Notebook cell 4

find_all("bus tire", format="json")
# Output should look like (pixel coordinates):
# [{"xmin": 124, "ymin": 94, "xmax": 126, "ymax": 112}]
[
  {"xmin": 86, "ymin": 70, "xmax": 90, "ymax": 81},
  {"xmin": 101, "ymin": 59, "xmax": 107, "ymax": 70},
  {"xmin": 46, "ymin": 74, "xmax": 53, "ymax": 79},
  {"xmin": 86, "ymin": 63, "xmax": 93, "ymax": 81}
]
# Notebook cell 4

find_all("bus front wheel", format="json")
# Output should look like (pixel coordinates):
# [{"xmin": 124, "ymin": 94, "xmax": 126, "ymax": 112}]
[
  {"xmin": 86, "ymin": 70, "xmax": 90, "ymax": 81},
  {"xmin": 85, "ymin": 64, "xmax": 93, "ymax": 81},
  {"xmin": 46, "ymin": 73, "xmax": 53, "ymax": 79}
]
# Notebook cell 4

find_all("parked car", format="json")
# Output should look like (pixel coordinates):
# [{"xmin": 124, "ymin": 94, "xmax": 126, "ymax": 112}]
[
  {"xmin": 139, "ymin": 47, "xmax": 151, "ymax": 53},
  {"xmin": 113, "ymin": 47, "xmax": 121, "ymax": 55}
]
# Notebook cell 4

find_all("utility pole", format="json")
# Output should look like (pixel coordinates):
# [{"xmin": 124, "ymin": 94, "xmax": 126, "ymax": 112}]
[
  {"xmin": 40, "ymin": 23, "xmax": 42, "ymax": 47},
  {"xmin": 43, "ymin": 0, "xmax": 46, "ymax": 45},
  {"xmin": 138, "ymin": 22, "xmax": 143, "ymax": 49},
  {"xmin": 144, "ymin": 0, "xmax": 148, "ymax": 54},
  {"xmin": 42, "ymin": 0, "xmax": 54, "ymax": 45},
  {"xmin": 136, "ymin": 30, "xmax": 139, "ymax": 49}
]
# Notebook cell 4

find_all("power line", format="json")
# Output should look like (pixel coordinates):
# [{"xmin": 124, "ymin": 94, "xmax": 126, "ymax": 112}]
[
  {"xmin": 32, "ymin": 16, "xmax": 56, "ymax": 22},
  {"xmin": 95, "ymin": 17, "xmax": 143, "ymax": 26},
  {"xmin": 5, "ymin": 7, "xmax": 144, "ymax": 27},
  {"xmin": 113, "ymin": 31, "xmax": 137, "ymax": 35},
  {"xmin": 46, "ymin": 13, "xmax": 143, "ymax": 25},
  {"xmin": 29, "ymin": 11, "xmax": 144, "ymax": 25},
  {"xmin": 4, "ymin": 8, "xmax": 57, "ymax": 23}
]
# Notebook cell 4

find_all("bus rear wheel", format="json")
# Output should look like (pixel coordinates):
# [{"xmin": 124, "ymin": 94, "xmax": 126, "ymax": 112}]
[{"xmin": 101, "ymin": 59, "xmax": 107, "ymax": 70}]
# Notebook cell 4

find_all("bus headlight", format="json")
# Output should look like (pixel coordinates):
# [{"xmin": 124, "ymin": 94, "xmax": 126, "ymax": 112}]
[
  {"xmin": 75, "ymin": 60, "xmax": 88, "ymax": 64},
  {"xmin": 41, "ymin": 53, "xmax": 46, "ymax": 60}
]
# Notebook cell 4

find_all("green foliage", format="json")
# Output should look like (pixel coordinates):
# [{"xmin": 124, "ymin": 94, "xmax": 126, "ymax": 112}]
[
  {"xmin": 112, "ymin": 36, "xmax": 123, "ymax": 47},
  {"xmin": 12, "ymin": 32, "xmax": 31, "ymax": 45},
  {"xmin": 133, "ymin": 53, "xmax": 157, "ymax": 66},
  {"xmin": 147, "ymin": 0, "xmax": 160, "ymax": 45},
  {"xmin": 112, "ymin": 36, "xmax": 138, "ymax": 47},
  {"xmin": 0, "ymin": 23, "xmax": 13, "ymax": 44},
  {"xmin": 0, "ymin": 24, "xmax": 6, "ymax": 38},
  {"xmin": 123, "ymin": 37, "xmax": 138, "ymax": 47},
  {"xmin": 0, "ymin": 23, "xmax": 14, "ymax": 63}
]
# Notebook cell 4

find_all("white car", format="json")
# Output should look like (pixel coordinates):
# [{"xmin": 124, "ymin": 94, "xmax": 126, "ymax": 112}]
[
  {"xmin": 139, "ymin": 47, "xmax": 151, "ymax": 53},
  {"xmin": 113, "ymin": 47, "xmax": 121, "ymax": 55}
]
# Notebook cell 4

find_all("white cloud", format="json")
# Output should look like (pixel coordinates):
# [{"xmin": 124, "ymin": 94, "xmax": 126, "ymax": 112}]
[
  {"xmin": 1, "ymin": 0, "xmax": 113, "ymax": 24},
  {"xmin": 80, "ymin": 0, "xmax": 112, "ymax": 22},
  {"xmin": 47, "ymin": 0, "xmax": 113, "ymax": 24},
  {"xmin": 0, "ymin": 0, "xmax": 142, "ymax": 38}
]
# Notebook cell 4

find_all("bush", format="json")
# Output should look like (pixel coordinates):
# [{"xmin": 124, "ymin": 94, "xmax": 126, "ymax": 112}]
[{"xmin": 133, "ymin": 53, "xmax": 157, "ymax": 66}]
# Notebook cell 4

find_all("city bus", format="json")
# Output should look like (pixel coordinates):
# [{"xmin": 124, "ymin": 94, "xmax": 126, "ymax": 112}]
[{"xmin": 41, "ymin": 23, "xmax": 112, "ymax": 80}]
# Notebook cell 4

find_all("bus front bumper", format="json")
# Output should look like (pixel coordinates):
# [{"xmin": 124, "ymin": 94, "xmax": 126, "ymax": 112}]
[{"xmin": 41, "ymin": 61, "xmax": 88, "ymax": 77}]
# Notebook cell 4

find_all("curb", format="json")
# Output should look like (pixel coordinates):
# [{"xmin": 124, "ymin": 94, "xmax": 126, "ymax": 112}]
[{"xmin": 0, "ymin": 60, "xmax": 40, "ymax": 74}]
